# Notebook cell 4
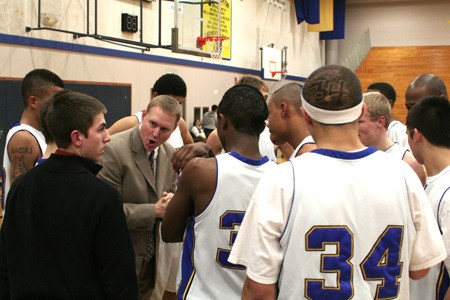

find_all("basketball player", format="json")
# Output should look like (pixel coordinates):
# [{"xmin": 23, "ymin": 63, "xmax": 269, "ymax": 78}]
[
  {"xmin": 267, "ymin": 82, "xmax": 316, "ymax": 159},
  {"xmin": 205, "ymin": 75, "xmax": 287, "ymax": 162},
  {"xmin": 405, "ymin": 73, "xmax": 448, "ymax": 111},
  {"xmin": 407, "ymin": 96, "xmax": 450, "ymax": 300},
  {"xmin": 2, "ymin": 69, "xmax": 64, "ymax": 209},
  {"xmin": 229, "ymin": 65, "xmax": 446, "ymax": 299},
  {"xmin": 358, "ymin": 91, "xmax": 425, "ymax": 185},
  {"xmin": 367, "ymin": 82, "xmax": 409, "ymax": 149},
  {"xmin": 161, "ymin": 84, "xmax": 275, "ymax": 299}
]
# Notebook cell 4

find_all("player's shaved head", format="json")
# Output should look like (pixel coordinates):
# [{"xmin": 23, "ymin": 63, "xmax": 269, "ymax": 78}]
[{"xmin": 303, "ymin": 65, "xmax": 362, "ymax": 111}]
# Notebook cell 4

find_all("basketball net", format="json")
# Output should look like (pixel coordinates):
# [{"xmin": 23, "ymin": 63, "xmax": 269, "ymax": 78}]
[{"xmin": 197, "ymin": 36, "xmax": 229, "ymax": 61}]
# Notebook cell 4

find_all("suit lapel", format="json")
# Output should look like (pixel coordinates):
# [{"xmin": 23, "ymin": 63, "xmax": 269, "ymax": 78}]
[{"xmin": 131, "ymin": 126, "xmax": 157, "ymax": 192}]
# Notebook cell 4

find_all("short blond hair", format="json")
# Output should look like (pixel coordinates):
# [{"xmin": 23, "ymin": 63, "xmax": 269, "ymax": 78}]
[
  {"xmin": 147, "ymin": 95, "xmax": 181, "ymax": 125},
  {"xmin": 363, "ymin": 92, "xmax": 391, "ymax": 128}
]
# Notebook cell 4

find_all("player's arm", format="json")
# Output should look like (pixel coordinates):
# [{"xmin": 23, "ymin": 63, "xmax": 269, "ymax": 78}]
[
  {"xmin": 409, "ymin": 268, "xmax": 430, "ymax": 280},
  {"xmin": 161, "ymin": 158, "xmax": 199, "ymax": 243},
  {"xmin": 107, "ymin": 115, "xmax": 139, "ymax": 135},
  {"xmin": 403, "ymin": 152, "xmax": 426, "ymax": 186},
  {"xmin": 206, "ymin": 129, "xmax": 222, "ymax": 155},
  {"xmin": 242, "ymin": 277, "xmax": 276, "ymax": 300},
  {"xmin": 163, "ymin": 157, "xmax": 216, "ymax": 242},
  {"xmin": 8, "ymin": 132, "xmax": 42, "ymax": 184},
  {"xmin": 178, "ymin": 117, "xmax": 194, "ymax": 145}
]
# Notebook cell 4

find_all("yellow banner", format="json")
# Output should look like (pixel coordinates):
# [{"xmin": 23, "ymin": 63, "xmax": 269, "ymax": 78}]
[
  {"xmin": 202, "ymin": 0, "xmax": 232, "ymax": 60},
  {"xmin": 308, "ymin": 0, "xmax": 334, "ymax": 32}
]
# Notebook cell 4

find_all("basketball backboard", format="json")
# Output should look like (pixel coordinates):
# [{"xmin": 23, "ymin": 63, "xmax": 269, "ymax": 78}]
[
  {"xmin": 261, "ymin": 46, "xmax": 285, "ymax": 81},
  {"xmin": 170, "ymin": 0, "xmax": 231, "ymax": 60}
]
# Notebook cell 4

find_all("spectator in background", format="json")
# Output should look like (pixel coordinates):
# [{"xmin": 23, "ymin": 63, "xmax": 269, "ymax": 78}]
[
  {"xmin": 201, "ymin": 104, "xmax": 218, "ymax": 138},
  {"xmin": 190, "ymin": 118, "xmax": 206, "ymax": 142}
]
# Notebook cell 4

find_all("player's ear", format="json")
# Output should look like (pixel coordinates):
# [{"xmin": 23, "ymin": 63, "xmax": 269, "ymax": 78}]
[
  {"xmin": 218, "ymin": 113, "xmax": 227, "ymax": 130},
  {"xmin": 378, "ymin": 115, "xmax": 386, "ymax": 127},
  {"xmin": 280, "ymin": 102, "xmax": 288, "ymax": 118},
  {"xmin": 301, "ymin": 107, "xmax": 313, "ymax": 125},
  {"xmin": 412, "ymin": 128, "xmax": 422, "ymax": 143},
  {"xmin": 71, "ymin": 130, "xmax": 83, "ymax": 147},
  {"xmin": 28, "ymin": 95, "xmax": 38, "ymax": 109}
]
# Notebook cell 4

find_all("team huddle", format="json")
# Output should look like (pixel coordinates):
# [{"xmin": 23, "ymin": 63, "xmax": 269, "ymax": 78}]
[{"xmin": 1, "ymin": 65, "xmax": 449, "ymax": 300}]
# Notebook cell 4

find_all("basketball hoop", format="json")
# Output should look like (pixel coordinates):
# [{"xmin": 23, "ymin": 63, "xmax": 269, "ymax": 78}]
[
  {"xmin": 270, "ymin": 70, "xmax": 288, "ymax": 78},
  {"xmin": 270, "ymin": 70, "xmax": 288, "ymax": 81},
  {"xmin": 197, "ymin": 36, "xmax": 229, "ymax": 60}
]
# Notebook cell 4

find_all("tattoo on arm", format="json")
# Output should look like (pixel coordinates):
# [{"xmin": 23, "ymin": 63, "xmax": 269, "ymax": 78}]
[
  {"xmin": 10, "ymin": 147, "xmax": 34, "ymax": 182},
  {"xmin": 11, "ymin": 147, "xmax": 33, "ymax": 155}
]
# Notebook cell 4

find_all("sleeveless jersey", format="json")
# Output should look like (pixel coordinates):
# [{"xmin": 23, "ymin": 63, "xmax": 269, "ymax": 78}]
[
  {"xmin": 177, "ymin": 152, "xmax": 275, "ymax": 299},
  {"xmin": 2, "ymin": 123, "xmax": 46, "ymax": 208},
  {"xmin": 230, "ymin": 147, "xmax": 446, "ymax": 299},
  {"xmin": 388, "ymin": 120, "xmax": 410, "ymax": 150},
  {"xmin": 385, "ymin": 142, "xmax": 408, "ymax": 160},
  {"xmin": 410, "ymin": 166, "xmax": 450, "ymax": 300},
  {"xmin": 289, "ymin": 135, "xmax": 315, "ymax": 160},
  {"xmin": 135, "ymin": 110, "xmax": 184, "ymax": 149},
  {"xmin": 259, "ymin": 126, "xmax": 277, "ymax": 162}
]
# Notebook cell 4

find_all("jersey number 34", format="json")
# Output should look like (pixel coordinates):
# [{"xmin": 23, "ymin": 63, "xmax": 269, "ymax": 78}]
[{"xmin": 305, "ymin": 225, "xmax": 403, "ymax": 299}]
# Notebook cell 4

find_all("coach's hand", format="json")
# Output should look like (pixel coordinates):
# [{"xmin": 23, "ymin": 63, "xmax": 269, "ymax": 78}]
[{"xmin": 171, "ymin": 142, "xmax": 213, "ymax": 172}]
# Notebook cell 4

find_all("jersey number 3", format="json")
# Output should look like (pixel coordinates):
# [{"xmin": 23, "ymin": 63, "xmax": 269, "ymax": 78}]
[
  {"xmin": 306, "ymin": 225, "xmax": 403, "ymax": 299},
  {"xmin": 216, "ymin": 210, "xmax": 246, "ymax": 270}
]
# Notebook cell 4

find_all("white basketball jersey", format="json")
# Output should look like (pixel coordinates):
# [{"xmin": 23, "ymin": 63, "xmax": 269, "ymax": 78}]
[
  {"xmin": 2, "ymin": 123, "xmax": 46, "ymax": 208},
  {"xmin": 259, "ymin": 126, "xmax": 277, "ymax": 162},
  {"xmin": 388, "ymin": 120, "xmax": 410, "ymax": 150},
  {"xmin": 277, "ymin": 148, "xmax": 437, "ymax": 299},
  {"xmin": 385, "ymin": 142, "xmax": 408, "ymax": 160},
  {"xmin": 289, "ymin": 135, "xmax": 315, "ymax": 160},
  {"xmin": 410, "ymin": 166, "xmax": 450, "ymax": 300},
  {"xmin": 177, "ymin": 152, "xmax": 274, "ymax": 299}
]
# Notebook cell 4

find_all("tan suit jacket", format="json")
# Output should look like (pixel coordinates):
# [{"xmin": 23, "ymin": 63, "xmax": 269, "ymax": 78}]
[{"xmin": 98, "ymin": 125, "xmax": 180, "ymax": 299}]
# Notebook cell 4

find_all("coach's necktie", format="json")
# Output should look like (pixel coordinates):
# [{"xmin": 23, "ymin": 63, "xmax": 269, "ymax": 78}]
[
  {"xmin": 149, "ymin": 151, "xmax": 154, "ymax": 173},
  {"xmin": 144, "ymin": 151, "xmax": 156, "ymax": 261}
]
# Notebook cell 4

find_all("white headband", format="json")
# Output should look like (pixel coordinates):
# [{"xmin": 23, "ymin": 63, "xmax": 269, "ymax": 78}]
[{"xmin": 301, "ymin": 92, "xmax": 364, "ymax": 124}]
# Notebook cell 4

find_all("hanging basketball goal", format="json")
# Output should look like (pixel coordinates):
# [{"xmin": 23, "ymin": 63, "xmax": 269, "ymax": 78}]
[{"xmin": 197, "ymin": 36, "xmax": 229, "ymax": 60}]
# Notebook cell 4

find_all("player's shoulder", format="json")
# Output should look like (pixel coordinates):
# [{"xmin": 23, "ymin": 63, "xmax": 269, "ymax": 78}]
[
  {"xmin": 181, "ymin": 156, "xmax": 216, "ymax": 186},
  {"xmin": 185, "ymin": 156, "xmax": 215, "ymax": 173},
  {"xmin": 7, "ymin": 130, "xmax": 41, "ymax": 153}
]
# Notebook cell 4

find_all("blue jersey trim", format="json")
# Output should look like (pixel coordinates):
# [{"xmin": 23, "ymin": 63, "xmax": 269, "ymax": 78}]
[
  {"xmin": 10, "ymin": 122, "xmax": 21, "ymax": 129},
  {"xmin": 178, "ymin": 217, "xmax": 196, "ymax": 300},
  {"xmin": 228, "ymin": 151, "xmax": 269, "ymax": 166},
  {"xmin": 36, "ymin": 158, "xmax": 48, "ymax": 165},
  {"xmin": 311, "ymin": 147, "xmax": 378, "ymax": 160}
]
